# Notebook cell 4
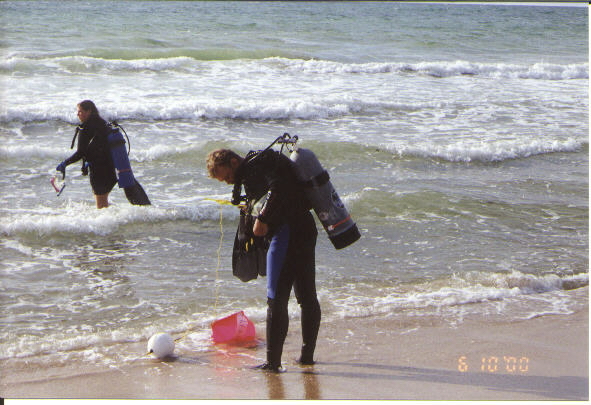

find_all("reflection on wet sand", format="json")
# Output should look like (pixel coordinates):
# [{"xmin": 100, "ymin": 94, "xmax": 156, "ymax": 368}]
[
  {"xmin": 264, "ymin": 372, "xmax": 285, "ymax": 399},
  {"xmin": 263, "ymin": 367, "xmax": 321, "ymax": 400},
  {"xmin": 302, "ymin": 370, "xmax": 321, "ymax": 399}
]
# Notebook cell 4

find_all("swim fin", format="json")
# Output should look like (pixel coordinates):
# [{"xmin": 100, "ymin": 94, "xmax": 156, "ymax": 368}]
[{"xmin": 124, "ymin": 180, "xmax": 151, "ymax": 205}]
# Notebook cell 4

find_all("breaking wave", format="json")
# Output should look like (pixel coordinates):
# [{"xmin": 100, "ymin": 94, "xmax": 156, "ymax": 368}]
[
  {"xmin": 0, "ymin": 201, "xmax": 237, "ymax": 237},
  {"xmin": 2, "ymin": 55, "xmax": 588, "ymax": 80},
  {"xmin": 330, "ymin": 270, "xmax": 589, "ymax": 320},
  {"xmin": 382, "ymin": 137, "xmax": 587, "ymax": 163}
]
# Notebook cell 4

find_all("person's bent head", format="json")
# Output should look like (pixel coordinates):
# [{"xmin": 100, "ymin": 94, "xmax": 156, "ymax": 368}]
[
  {"xmin": 77, "ymin": 100, "xmax": 99, "ymax": 123},
  {"xmin": 206, "ymin": 149, "xmax": 243, "ymax": 184}
]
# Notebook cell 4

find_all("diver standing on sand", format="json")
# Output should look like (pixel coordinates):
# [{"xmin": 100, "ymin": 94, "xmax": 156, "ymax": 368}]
[
  {"xmin": 207, "ymin": 148, "xmax": 321, "ymax": 373},
  {"xmin": 56, "ymin": 100, "xmax": 151, "ymax": 209}
]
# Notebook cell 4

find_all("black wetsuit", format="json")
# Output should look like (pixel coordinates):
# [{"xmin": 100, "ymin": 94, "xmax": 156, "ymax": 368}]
[
  {"xmin": 235, "ymin": 149, "xmax": 321, "ymax": 369},
  {"xmin": 63, "ymin": 115, "xmax": 150, "ymax": 205},
  {"xmin": 64, "ymin": 115, "xmax": 117, "ymax": 195}
]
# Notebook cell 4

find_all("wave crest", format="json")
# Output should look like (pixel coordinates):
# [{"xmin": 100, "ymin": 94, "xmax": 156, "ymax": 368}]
[
  {"xmin": 0, "ymin": 201, "xmax": 234, "ymax": 237},
  {"xmin": 384, "ymin": 137, "xmax": 586, "ymax": 163},
  {"xmin": 2, "ymin": 55, "xmax": 588, "ymax": 80},
  {"xmin": 331, "ymin": 270, "xmax": 589, "ymax": 320},
  {"xmin": 273, "ymin": 59, "xmax": 589, "ymax": 80}
]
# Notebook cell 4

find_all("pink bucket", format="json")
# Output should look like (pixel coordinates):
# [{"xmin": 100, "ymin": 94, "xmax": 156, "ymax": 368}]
[{"xmin": 211, "ymin": 311, "xmax": 256, "ymax": 344}]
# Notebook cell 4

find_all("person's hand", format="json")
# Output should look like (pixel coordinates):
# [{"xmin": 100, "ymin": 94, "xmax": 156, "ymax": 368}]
[
  {"xmin": 253, "ymin": 218, "xmax": 268, "ymax": 237},
  {"xmin": 56, "ymin": 161, "xmax": 66, "ymax": 174}
]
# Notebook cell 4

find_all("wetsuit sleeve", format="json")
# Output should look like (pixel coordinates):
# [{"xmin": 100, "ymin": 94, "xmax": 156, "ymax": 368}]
[{"xmin": 63, "ymin": 129, "xmax": 90, "ymax": 166}]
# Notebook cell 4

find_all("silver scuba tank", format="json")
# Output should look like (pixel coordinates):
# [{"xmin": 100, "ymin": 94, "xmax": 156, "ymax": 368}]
[{"xmin": 290, "ymin": 147, "xmax": 360, "ymax": 249}]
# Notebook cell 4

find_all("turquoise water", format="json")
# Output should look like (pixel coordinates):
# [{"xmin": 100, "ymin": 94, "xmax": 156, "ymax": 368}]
[{"xmin": 0, "ymin": 1, "xmax": 588, "ymax": 367}]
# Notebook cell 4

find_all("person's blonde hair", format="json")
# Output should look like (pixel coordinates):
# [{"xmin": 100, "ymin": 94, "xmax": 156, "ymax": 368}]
[{"xmin": 206, "ymin": 149, "xmax": 242, "ymax": 178}]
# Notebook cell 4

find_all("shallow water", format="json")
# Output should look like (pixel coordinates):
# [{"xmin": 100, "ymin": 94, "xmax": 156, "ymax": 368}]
[{"xmin": 0, "ymin": 1, "xmax": 588, "ymax": 367}]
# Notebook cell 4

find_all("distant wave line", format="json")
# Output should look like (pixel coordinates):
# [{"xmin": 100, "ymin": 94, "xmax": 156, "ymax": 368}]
[
  {"xmin": 0, "ymin": 98, "xmax": 443, "ymax": 124},
  {"xmin": 382, "ymin": 137, "xmax": 586, "ymax": 163},
  {"xmin": 2, "ymin": 137, "xmax": 586, "ymax": 165},
  {"xmin": 2, "ymin": 55, "xmax": 588, "ymax": 80}
]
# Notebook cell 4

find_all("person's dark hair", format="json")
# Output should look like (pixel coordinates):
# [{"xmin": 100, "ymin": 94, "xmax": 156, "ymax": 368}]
[{"xmin": 78, "ymin": 100, "xmax": 99, "ymax": 116}]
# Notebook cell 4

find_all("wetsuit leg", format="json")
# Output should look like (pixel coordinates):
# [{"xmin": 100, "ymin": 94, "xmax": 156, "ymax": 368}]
[
  {"xmin": 264, "ymin": 224, "xmax": 292, "ymax": 369},
  {"xmin": 293, "ymin": 212, "xmax": 320, "ymax": 364},
  {"xmin": 263, "ymin": 214, "xmax": 320, "ymax": 369},
  {"xmin": 293, "ymin": 251, "xmax": 320, "ymax": 364},
  {"xmin": 124, "ymin": 180, "xmax": 151, "ymax": 205},
  {"xmin": 267, "ymin": 224, "xmax": 290, "ymax": 300},
  {"xmin": 89, "ymin": 165, "xmax": 117, "ymax": 196}
]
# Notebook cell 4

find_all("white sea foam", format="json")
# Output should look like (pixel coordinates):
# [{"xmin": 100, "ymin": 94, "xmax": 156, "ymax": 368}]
[
  {"xmin": 2, "ymin": 134, "xmax": 582, "ymax": 164},
  {"xmin": 0, "ymin": 132, "xmax": 584, "ymax": 166},
  {"xmin": 2, "ymin": 55, "xmax": 588, "ymax": 80},
  {"xmin": 1, "ymin": 239, "xmax": 34, "ymax": 256},
  {"xmin": 0, "ymin": 144, "xmax": 65, "ymax": 159},
  {"xmin": 2, "ymin": 269, "xmax": 584, "ymax": 364},
  {"xmin": 133, "ymin": 142, "xmax": 203, "ymax": 162},
  {"xmin": 0, "ymin": 55, "xmax": 195, "ymax": 74},
  {"xmin": 0, "ymin": 96, "xmax": 369, "ymax": 123},
  {"xmin": 269, "ymin": 58, "xmax": 589, "ymax": 80},
  {"xmin": 0, "ymin": 136, "xmax": 203, "ymax": 162},
  {"xmin": 384, "ymin": 137, "xmax": 585, "ymax": 163},
  {"xmin": 0, "ymin": 201, "xmax": 232, "ymax": 237},
  {"xmin": 0, "ymin": 297, "xmax": 227, "ymax": 362},
  {"xmin": 330, "ymin": 271, "xmax": 589, "ymax": 320}
]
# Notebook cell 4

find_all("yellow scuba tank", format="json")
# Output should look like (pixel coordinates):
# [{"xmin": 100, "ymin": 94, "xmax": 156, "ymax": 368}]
[{"xmin": 289, "ymin": 146, "xmax": 360, "ymax": 249}]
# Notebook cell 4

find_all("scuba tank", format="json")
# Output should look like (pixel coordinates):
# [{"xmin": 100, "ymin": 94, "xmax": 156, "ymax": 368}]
[
  {"xmin": 107, "ymin": 122, "xmax": 135, "ymax": 188},
  {"xmin": 289, "ymin": 145, "xmax": 361, "ymax": 249},
  {"xmin": 232, "ymin": 133, "xmax": 361, "ymax": 250}
]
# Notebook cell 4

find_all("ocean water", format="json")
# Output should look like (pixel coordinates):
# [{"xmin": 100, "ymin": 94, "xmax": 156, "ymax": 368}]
[{"xmin": 0, "ymin": 1, "xmax": 588, "ymax": 368}]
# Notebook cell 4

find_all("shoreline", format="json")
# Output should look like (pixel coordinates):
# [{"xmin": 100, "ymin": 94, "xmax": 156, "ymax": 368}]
[{"xmin": 1, "ymin": 295, "xmax": 588, "ymax": 401}]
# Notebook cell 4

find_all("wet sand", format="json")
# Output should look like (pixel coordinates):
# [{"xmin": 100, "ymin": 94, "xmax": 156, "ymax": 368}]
[{"xmin": 1, "ymin": 295, "xmax": 588, "ymax": 402}]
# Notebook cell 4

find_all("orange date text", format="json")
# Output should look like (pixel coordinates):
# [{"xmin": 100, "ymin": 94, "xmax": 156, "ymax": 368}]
[{"xmin": 458, "ymin": 355, "xmax": 530, "ymax": 373}]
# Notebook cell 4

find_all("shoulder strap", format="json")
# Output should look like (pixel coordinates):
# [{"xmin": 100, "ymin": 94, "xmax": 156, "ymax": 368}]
[
  {"xmin": 70, "ymin": 126, "xmax": 81, "ymax": 149},
  {"xmin": 231, "ymin": 151, "xmax": 261, "ymax": 206}
]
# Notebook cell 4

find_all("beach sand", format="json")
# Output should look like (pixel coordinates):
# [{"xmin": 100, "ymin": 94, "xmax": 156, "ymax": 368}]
[{"xmin": 1, "ymin": 290, "xmax": 588, "ymax": 401}]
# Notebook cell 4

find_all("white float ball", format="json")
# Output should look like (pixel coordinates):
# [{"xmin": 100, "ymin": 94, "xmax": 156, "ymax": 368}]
[{"xmin": 147, "ymin": 333, "xmax": 175, "ymax": 359}]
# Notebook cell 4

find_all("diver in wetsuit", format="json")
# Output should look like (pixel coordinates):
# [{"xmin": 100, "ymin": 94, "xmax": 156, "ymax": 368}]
[
  {"xmin": 207, "ymin": 148, "xmax": 321, "ymax": 372},
  {"xmin": 56, "ymin": 100, "xmax": 150, "ymax": 208}
]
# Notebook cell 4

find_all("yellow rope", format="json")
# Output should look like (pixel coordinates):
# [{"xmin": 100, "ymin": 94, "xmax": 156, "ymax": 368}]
[
  {"xmin": 205, "ymin": 198, "xmax": 245, "ymax": 209},
  {"xmin": 172, "ymin": 203, "xmax": 225, "ymax": 344},
  {"xmin": 214, "ymin": 203, "xmax": 223, "ymax": 316}
]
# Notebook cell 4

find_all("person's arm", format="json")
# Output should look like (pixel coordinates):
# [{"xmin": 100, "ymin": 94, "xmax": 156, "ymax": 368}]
[
  {"xmin": 58, "ymin": 127, "xmax": 91, "ymax": 170},
  {"xmin": 253, "ymin": 219, "xmax": 268, "ymax": 236}
]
